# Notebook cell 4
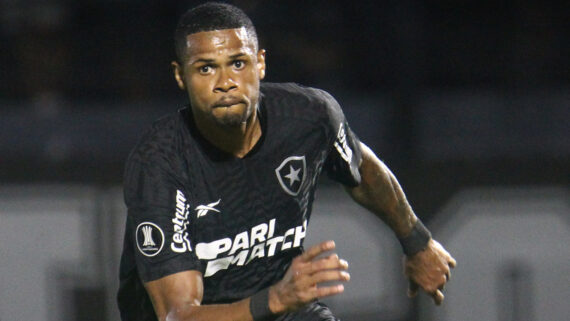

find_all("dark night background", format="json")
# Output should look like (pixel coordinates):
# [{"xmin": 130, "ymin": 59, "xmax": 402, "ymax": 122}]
[{"xmin": 1, "ymin": 0, "xmax": 567, "ymax": 218}]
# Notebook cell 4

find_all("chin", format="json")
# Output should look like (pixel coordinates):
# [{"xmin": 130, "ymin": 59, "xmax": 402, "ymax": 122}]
[
  {"xmin": 212, "ymin": 105, "xmax": 251, "ymax": 128},
  {"xmin": 213, "ymin": 112, "xmax": 247, "ymax": 127},
  {"xmin": 216, "ymin": 117, "xmax": 245, "ymax": 127}
]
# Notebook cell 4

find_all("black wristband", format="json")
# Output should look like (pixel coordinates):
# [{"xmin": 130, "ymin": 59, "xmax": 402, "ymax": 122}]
[
  {"xmin": 250, "ymin": 287, "xmax": 275, "ymax": 321},
  {"xmin": 398, "ymin": 220, "xmax": 432, "ymax": 256}
]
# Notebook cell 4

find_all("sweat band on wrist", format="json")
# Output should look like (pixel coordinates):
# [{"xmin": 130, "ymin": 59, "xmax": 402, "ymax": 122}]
[
  {"xmin": 250, "ymin": 287, "xmax": 275, "ymax": 321},
  {"xmin": 398, "ymin": 219, "xmax": 432, "ymax": 256}
]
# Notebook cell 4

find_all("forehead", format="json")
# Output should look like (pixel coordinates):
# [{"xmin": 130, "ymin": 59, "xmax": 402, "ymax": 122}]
[{"xmin": 185, "ymin": 27, "xmax": 256, "ymax": 61}]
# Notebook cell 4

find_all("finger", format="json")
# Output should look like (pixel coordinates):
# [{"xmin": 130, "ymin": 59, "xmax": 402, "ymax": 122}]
[
  {"xmin": 306, "ymin": 255, "xmax": 349, "ymax": 274},
  {"xmin": 448, "ymin": 256, "xmax": 457, "ymax": 268},
  {"xmin": 436, "ymin": 274, "xmax": 448, "ymax": 289},
  {"xmin": 300, "ymin": 241, "xmax": 335, "ymax": 262},
  {"xmin": 407, "ymin": 280, "xmax": 419, "ymax": 298},
  {"xmin": 308, "ymin": 270, "xmax": 350, "ymax": 285},
  {"xmin": 311, "ymin": 284, "xmax": 345, "ymax": 299},
  {"xmin": 445, "ymin": 270, "xmax": 451, "ymax": 282},
  {"xmin": 432, "ymin": 289, "xmax": 444, "ymax": 305}
]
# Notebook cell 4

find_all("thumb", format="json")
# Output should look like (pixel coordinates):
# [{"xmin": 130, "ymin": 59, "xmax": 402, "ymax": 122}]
[{"xmin": 407, "ymin": 280, "xmax": 419, "ymax": 298}]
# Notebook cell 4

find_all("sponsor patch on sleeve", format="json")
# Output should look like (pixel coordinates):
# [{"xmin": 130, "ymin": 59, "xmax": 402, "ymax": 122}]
[
  {"xmin": 171, "ymin": 189, "xmax": 193, "ymax": 253},
  {"xmin": 136, "ymin": 222, "xmax": 165, "ymax": 257},
  {"xmin": 334, "ymin": 122, "xmax": 353, "ymax": 164}
]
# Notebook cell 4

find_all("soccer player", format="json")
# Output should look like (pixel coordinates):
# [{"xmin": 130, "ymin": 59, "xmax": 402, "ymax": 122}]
[{"xmin": 117, "ymin": 2, "xmax": 456, "ymax": 321}]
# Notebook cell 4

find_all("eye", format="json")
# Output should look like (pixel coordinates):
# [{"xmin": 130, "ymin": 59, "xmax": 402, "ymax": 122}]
[
  {"xmin": 199, "ymin": 65, "xmax": 212, "ymax": 74},
  {"xmin": 233, "ymin": 60, "xmax": 245, "ymax": 70}
]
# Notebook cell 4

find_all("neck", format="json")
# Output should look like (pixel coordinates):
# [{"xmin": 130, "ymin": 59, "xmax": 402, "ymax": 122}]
[{"xmin": 194, "ymin": 108, "xmax": 262, "ymax": 158}]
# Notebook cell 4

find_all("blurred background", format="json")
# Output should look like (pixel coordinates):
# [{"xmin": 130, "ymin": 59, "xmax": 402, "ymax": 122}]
[{"xmin": 0, "ymin": 0, "xmax": 568, "ymax": 320}]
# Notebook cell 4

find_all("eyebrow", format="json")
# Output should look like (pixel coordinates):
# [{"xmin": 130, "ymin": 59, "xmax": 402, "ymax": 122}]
[
  {"xmin": 191, "ymin": 58, "xmax": 215, "ymax": 65},
  {"xmin": 229, "ymin": 53, "xmax": 247, "ymax": 59},
  {"xmin": 190, "ymin": 52, "xmax": 249, "ymax": 65}
]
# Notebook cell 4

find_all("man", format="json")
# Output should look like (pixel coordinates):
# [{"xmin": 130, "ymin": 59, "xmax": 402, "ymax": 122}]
[{"xmin": 117, "ymin": 2, "xmax": 456, "ymax": 321}]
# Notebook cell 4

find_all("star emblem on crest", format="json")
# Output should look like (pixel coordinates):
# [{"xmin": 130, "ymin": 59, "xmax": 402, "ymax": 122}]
[
  {"xmin": 284, "ymin": 165, "xmax": 301, "ymax": 186},
  {"xmin": 275, "ymin": 155, "xmax": 306, "ymax": 196}
]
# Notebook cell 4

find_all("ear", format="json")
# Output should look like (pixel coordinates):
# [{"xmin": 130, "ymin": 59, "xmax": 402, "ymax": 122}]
[
  {"xmin": 171, "ymin": 61, "xmax": 186, "ymax": 90},
  {"xmin": 257, "ymin": 49, "xmax": 266, "ymax": 80}
]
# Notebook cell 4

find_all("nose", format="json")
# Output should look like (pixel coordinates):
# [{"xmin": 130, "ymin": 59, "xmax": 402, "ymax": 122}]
[{"xmin": 214, "ymin": 68, "xmax": 237, "ymax": 93}]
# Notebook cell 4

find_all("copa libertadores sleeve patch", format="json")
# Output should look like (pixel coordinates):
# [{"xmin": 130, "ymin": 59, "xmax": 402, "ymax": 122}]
[{"xmin": 136, "ymin": 222, "xmax": 165, "ymax": 257}]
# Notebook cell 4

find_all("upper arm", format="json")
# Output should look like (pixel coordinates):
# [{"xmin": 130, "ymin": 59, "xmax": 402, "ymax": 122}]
[
  {"xmin": 124, "ymin": 157, "xmax": 204, "ymax": 281},
  {"xmin": 344, "ymin": 142, "xmax": 381, "ymax": 203},
  {"xmin": 319, "ymin": 90, "xmax": 363, "ymax": 187},
  {"xmin": 345, "ymin": 142, "xmax": 418, "ymax": 236},
  {"xmin": 145, "ymin": 270, "xmax": 204, "ymax": 321},
  {"xmin": 124, "ymin": 154, "xmax": 206, "ymax": 319},
  {"xmin": 344, "ymin": 142, "xmax": 398, "ymax": 210}
]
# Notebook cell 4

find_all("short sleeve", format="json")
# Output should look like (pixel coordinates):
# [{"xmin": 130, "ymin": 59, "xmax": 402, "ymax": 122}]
[
  {"xmin": 123, "ymin": 157, "xmax": 204, "ymax": 282},
  {"xmin": 320, "ymin": 91, "xmax": 363, "ymax": 187}
]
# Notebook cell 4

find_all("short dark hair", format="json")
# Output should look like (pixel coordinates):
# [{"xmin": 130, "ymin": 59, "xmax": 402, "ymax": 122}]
[{"xmin": 174, "ymin": 2, "xmax": 258, "ymax": 63}]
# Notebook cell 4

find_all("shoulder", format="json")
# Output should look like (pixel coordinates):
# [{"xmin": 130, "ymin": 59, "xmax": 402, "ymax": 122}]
[
  {"xmin": 260, "ymin": 82, "xmax": 334, "ymax": 104},
  {"xmin": 260, "ymin": 82, "xmax": 342, "ymax": 122},
  {"xmin": 127, "ymin": 110, "xmax": 184, "ymax": 168}
]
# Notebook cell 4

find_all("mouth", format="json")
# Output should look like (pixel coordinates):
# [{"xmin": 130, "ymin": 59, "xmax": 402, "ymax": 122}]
[{"xmin": 213, "ymin": 96, "xmax": 245, "ymax": 108}]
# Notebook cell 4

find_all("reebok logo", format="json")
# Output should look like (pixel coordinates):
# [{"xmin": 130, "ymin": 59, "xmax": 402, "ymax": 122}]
[{"xmin": 196, "ymin": 199, "xmax": 221, "ymax": 218}]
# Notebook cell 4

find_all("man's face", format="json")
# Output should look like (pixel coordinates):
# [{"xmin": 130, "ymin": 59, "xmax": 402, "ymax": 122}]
[{"xmin": 173, "ymin": 27, "xmax": 266, "ymax": 128}]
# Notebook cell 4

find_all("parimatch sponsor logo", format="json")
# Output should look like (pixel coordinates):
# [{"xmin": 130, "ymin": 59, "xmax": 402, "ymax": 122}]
[{"xmin": 196, "ymin": 218, "xmax": 307, "ymax": 277}]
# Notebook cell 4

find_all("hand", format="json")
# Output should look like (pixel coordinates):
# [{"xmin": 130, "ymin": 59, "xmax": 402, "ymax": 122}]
[
  {"xmin": 403, "ymin": 239, "xmax": 456, "ymax": 305},
  {"xmin": 268, "ymin": 240, "xmax": 350, "ymax": 313}
]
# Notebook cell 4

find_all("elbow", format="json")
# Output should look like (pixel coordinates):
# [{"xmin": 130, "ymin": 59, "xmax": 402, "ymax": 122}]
[{"xmin": 161, "ymin": 300, "xmax": 201, "ymax": 321}]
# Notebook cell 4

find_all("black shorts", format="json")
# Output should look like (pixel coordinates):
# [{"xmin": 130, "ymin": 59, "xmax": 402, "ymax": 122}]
[{"xmin": 278, "ymin": 302, "xmax": 339, "ymax": 321}]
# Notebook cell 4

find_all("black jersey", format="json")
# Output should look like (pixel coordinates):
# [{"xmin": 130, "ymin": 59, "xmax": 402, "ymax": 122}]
[{"xmin": 117, "ymin": 82, "xmax": 362, "ymax": 321}]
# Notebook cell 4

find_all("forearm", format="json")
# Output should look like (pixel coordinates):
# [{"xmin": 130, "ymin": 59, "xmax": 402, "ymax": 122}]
[
  {"xmin": 346, "ymin": 145, "xmax": 456, "ymax": 304},
  {"xmin": 345, "ymin": 142, "xmax": 418, "ymax": 238},
  {"xmin": 146, "ymin": 271, "xmax": 268, "ymax": 321},
  {"xmin": 146, "ymin": 242, "xmax": 349, "ymax": 321},
  {"xmin": 159, "ymin": 299, "xmax": 253, "ymax": 321}
]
